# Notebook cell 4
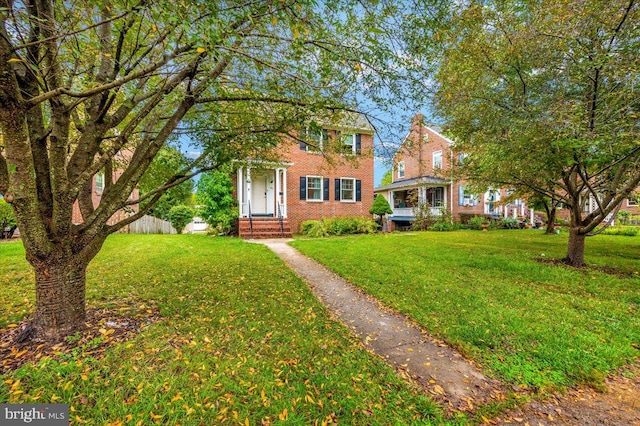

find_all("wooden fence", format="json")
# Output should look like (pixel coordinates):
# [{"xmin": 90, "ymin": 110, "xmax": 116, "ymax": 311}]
[{"xmin": 128, "ymin": 215, "xmax": 176, "ymax": 234}]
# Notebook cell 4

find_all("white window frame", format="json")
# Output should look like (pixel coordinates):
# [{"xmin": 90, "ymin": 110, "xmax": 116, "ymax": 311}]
[
  {"xmin": 433, "ymin": 150, "xmax": 443, "ymax": 169},
  {"xmin": 303, "ymin": 128, "xmax": 328, "ymax": 152},
  {"xmin": 306, "ymin": 175, "xmax": 323, "ymax": 202},
  {"xmin": 341, "ymin": 133, "xmax": 356, "ymax": 155},
  {"xmin": 460, "ymin": 185, "xmax": 477, "ymax": 206},
  {"xmin": 95, "ymin": 172, "xmax": 105, "ymax": 193},
  {"xmin": 628, "ymin": 198, "xmax": 638, "ymax": 206},
  {"xmin": 340, "ymin": 177, "xmax": 356, "ymax": 202},
  {"xmin": 397, "ymin": 161, "xmax": 405, "ymax": 179}
]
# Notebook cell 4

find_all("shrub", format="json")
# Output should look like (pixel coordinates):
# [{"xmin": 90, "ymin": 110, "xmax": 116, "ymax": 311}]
[
  {"xmin": 369, "ymin": 195, "xmax": 393, "ymax": 217},
  {"xmin": 602, "ymin": 227, "xmax": 639, "ymax": 237},
  {"xmin": 169, "ymin": 205, "xmax": 195, "ymax": 234},
  {"xmin": 501, "ymin": 217, "xmax": 519, "ymax": 229},
  {"xmin": 300, "ymin": 216, "xmax": 378, "ymax": 237},
  {"xmin": 412, "ymin": 203, "xmax": 435, "ymax": 231},
  {"xmin": 617, "ymin": 210, "xmax": 631, "ymax": 226},
  {"xmin": 300, "ymin": 220, "xmax": 329, "ymax": 238},
  {"xmin": 468, "ymin": 215, "xmax": 487, "ymax": 230},
  {"xmin": 0, "ymin": 199, "xmax": 17, "ymax": 238}
]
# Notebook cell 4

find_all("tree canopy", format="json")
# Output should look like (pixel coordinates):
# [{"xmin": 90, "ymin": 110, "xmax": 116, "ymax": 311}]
[
  {"xmin": 420, "ymin": 0, "xmax": 640, "ymax": 266},
  {"xmin": 0, "ymin": 0, "xmax": 411, "ymax": 340}
]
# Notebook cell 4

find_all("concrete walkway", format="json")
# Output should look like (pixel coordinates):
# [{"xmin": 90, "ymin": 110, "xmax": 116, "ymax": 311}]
[{"xmin": 256, "ymin": 239, "xmax": 504, "ymax": 411}]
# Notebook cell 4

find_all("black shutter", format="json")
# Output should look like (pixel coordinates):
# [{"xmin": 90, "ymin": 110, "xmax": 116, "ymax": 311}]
[
  {"xmin": 323, "ymin": 178, "xmax": 330, "ymax": 201},
  {"xmin": 355, "ymin": 134, "xmax": 362, "ymax": 154},
  {"xmin": 299, "ymin": 129, "xmax": 307, "ymax": 150},
  {"xmin": 356, "ymin": 180, "xmax": 362, "ymax": 201},
  {"xmin": 299, "ymin": 177, "xmax": 306, "ymax": 200},
  {"xmin": 335, "ymin": 178, "xmax": 341, "ymax": 200}
]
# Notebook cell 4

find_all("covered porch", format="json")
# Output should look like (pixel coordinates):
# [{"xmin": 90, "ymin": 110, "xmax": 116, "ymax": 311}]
[
  {"xmin": 374, "ymin": 176, "xmax": 452, "ymax": 226},
  {"xmin": 236, "ymin": 164, "xmax": 290, "ymax": 219}
]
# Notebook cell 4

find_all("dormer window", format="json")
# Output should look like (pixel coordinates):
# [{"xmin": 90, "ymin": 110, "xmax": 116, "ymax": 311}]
[{"xmin": 397, "ymin": 161, "xmax": 405, "ymax": 179}]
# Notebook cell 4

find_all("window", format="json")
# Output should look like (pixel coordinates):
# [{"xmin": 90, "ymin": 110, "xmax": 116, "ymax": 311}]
[
  {"xmin": 397, "ymin": 161, "xmax": 405, "ymax": 179},
  {"xmin": 628, "ymin": 198, "xmax": 638, "ymax": 206},
  {"xmin": 301, "ymin": 128, "xmax": 328, "ymax": 152},
  {"xmin": 458, "ymin": 185, "xmax": 478, "ymax": 206},
  {"xmin": 306, "ymin": 176, "xmax": 322, "ymax": 201},
  {"xmin": 341, "ymin": 133, "xmax": 356, "ymax": 154},
  {"xmin": 340, "ymin": 178, "xmax": 355, "ymax": 201},
  {"xmin": 95, "ymin": 172, "xmax": 105, "ymax": 193},
  {"xmin": 458, "ymin": 153, "xmax": 468, "ymax": 164},
  {"xmin": 425, "ymin": 187, "xmax": 444, "ymax": 207},
  {"xmin": 433, "ymin": 150, "xmax": 442, "ymax": 169}
]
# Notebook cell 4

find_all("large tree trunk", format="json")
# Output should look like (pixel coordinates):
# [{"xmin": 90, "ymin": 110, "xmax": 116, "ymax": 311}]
[
  {"xmin": 21, "ymin": 257, "xmax": 89, "ymax": 342},
  {"xmin": 564, "ymin": 227, "xmax": 586, "ymax": 267}
]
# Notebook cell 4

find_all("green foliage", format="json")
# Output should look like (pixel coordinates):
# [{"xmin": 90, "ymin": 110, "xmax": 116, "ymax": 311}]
[
  {"xmin": 602, "ymin": 227, "xmax": 639, "ymax": 237},
  {"xmin": 196, "ymin": 168, "xmax": 237, "ymax": 235},
  {"xmin": 168, "ymin": 205, "xmax": 195, "ymax": 234},
  {"xmin": 369, "ymin": 195, "xmax": 393, "ymax": 216},
  {"xmin": 424, "ymin": 1, "xmax": 640, "ymax": 263},
  {"xmin": 617, "ymin": 210, "xmax": 632, "ymax": 226},
  {"xmin": 380, "ymin": 169, "xmax": 393, "ymax": 186},
  {"xmin": 427, "ymin": 209, "xmax": 460, "ymax": 231},
  {"xmin": 467, "ymin": 216, "xmax": 487, "ymax": 230},
  {"xmin": 501, "ymin": 217, "xmax": 519, "ymax": 229},
  {"xmin": 412, "ymin": 203, "xmax": 435, "ymax": 231},
  {"xmin": 0, "ymin": 236, "xmax": 443, "ymax": 423},
  {"xmin": 300, "ymin": 220, "xmax": 329, "ymax": 238},
  {"xmin": 0, "ymin": 199, "xmax": 17, "ymax": 232},
  {"xmin": 301, "ymin": 217, "xmax": 378, "ymax": 237},
  {"xmin": 292, "ymin": 230, "xmax": 640, "ymax": 393},
  {"xmin": 139, "ymin": 146, "xmax": 194, "ymax": 221}
]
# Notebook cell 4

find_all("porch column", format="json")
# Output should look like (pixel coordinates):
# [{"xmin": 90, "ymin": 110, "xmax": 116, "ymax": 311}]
[
  {"xmin": 246, "ymin": 167, "xmax": 252, "ymax": 216},
  {"xmin": 275, "ymin": 168, "xmax": 281, "ymax": 215},
  {"xmin": 237, "ymin": 167, "xmax": 244, "ymax": 217},
  {"xmin": 504, "ymin": 207, "xmax": 508, "ymax": 218},
  {"xmin": 282, "ymin": 168, "xmax": 288, "ymax": 217},
  {"xmin": 530, "ymin": 208, "xmax": 535, "ymax": 226}
]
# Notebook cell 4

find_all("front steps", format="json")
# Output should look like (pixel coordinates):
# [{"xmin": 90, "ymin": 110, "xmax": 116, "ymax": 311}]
[{"xmin": 238, "ymin": 218, "xmax": 292, "ymax": 239}]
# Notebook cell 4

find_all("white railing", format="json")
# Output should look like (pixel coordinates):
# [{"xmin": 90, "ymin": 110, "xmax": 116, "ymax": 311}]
[{"xmin": 392, "ymin": 206, "xmax": 445, "ymax": 217}]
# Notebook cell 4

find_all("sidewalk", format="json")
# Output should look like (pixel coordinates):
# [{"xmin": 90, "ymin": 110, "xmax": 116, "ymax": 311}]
[{"xmin": 256, "ymin": 239, "xmax": 504, "ymax": 412}]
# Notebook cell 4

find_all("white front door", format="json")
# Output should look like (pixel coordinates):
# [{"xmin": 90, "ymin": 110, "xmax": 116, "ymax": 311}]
[{"xmin": 251, "ymin": 173, "xmax": 268, "ymax": 214}]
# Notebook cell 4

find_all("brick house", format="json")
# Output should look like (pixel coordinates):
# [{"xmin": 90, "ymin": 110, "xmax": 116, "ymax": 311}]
[
  {"xmin": 374, "ymin": 113, "xmax": 530, "ymax": 230},
  {"xmin": 71, "ymin": 155, "xmax": 139, "ymax": 226},
  {"xmin": 235, "ymin": 115, "xmax": 375, "ymax": 237}
]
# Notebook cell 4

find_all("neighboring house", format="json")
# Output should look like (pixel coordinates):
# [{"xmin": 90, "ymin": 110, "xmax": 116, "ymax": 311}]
[
  {"xmin": 374, "ymin": 113, "xmax": 530, "ymax": 230},
  {"xmin": 71, "ymin": 156, "xmax": 139, "ymax": 226},
  {"xmin": 234, "ymin": 114, "xmax": 375, "ymax": 238}
]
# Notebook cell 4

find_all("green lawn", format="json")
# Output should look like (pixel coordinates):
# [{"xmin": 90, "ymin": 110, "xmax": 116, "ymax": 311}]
[
  {"xmin": 0, "ymin": 235, "xmax": 449, "ymax": 425},
  {"xmin": 291, "ymin": 230, "xmax": 640, "ymax": 394}
]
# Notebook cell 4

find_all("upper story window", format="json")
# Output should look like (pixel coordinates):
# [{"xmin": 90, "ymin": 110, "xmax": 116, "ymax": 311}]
[
  {"xmin": 300, "ymin": 128, "xmax": 328, "ymax": 152},
  {"xmin": 397, "ymin": 161, "xmax": 405, "ymax": 179},
  {"xmin": 628, "ymin": 198, "xmax": 638, "ymax": 206},
  {"xmin": 306, "ymin": 176, "xmax": 322, "ymax": 201},
  {"xmin": 341, "ymin": 133, "xmax": 356, "ymax": 155},
  {"xmin": 95, "ymin": 172, "xmax": 105, "ymax": 193},
  {"xmin": 433, "ymin": 150, "xmax": 442, "ymax": 169}
]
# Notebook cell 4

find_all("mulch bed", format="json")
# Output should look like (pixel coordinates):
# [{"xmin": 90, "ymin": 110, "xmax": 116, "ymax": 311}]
[{"xmin": 0, "ymin": 306, "xmax": 162, "ymax": 373}]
